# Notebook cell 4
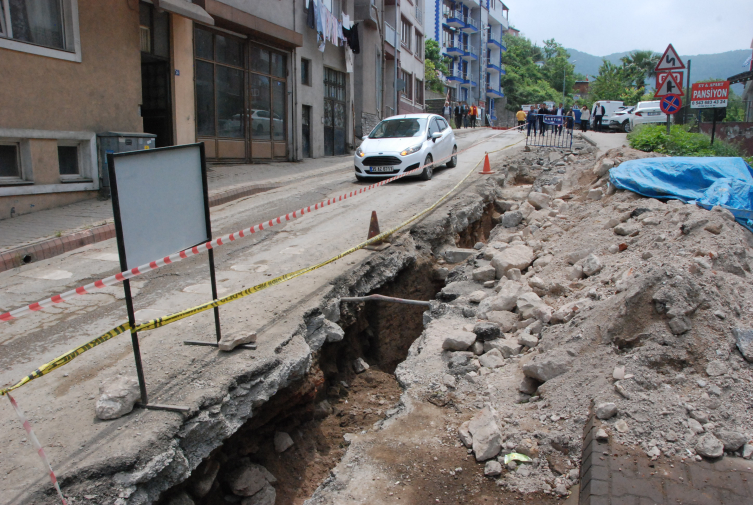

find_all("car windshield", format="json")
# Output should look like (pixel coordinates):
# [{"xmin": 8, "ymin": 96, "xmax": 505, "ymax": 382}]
[{"xmin": 369, "ymin": 118, "xmax": 426, "ymax": 139}]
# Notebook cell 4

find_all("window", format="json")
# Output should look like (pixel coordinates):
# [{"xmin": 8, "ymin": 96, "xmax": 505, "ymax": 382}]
[
  {"xmin": 442, "ymin": 27, "xmax": 453, "ymax": 49},
  {"xmin": 375, "ymin": 50, "xmax": 382, "ymax": 114},
  {"xmin": 414, "ymin": 31, "xmax": 423, "ymax": 60},
  {"xmin": 301, "ymin": 58, "xmax": 311, "ymax": 86},
  {"xmin": 401, "ymin": 70, "xmax": 413, "ymax": 100},
  {"xmin": 415, "ymin": 78, "xmax": 424, "ymax": 105},
  {"xmin": 428, "ymin": 118, "xmax": 440, "ymax": 136},
  {"xmin": 139, "ymin": 2, "xmax": 169, "ymax": 59},
  {"xmin": 194, "ymin": 27, "xmax": 246, "ymax": 140},
  {"xmin": 400, "ymin": 17, "xmax": 411, "ymax": 51},
  {"xmin": 0, "ymin": 0, "xmax": 80, "ymax": 59},
  {"xmin": 0, "ymin": 143, "xmax": 21, "ymax": 180},
  {"xmin": 437, "ymin": 117, "xmax": 449, "ymax": 130},
  {"xmin": 57, "ymin": 144, "xmax": 79, "ymax": 177}
]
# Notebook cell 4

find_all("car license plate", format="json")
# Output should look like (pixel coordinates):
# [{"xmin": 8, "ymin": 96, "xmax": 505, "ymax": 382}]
[
  {"xmin": 369, "ymin": 166, "xmax": 394, "ymax": 173},
  {"xmin": 647, "ymin": 111, "xmax": 661, "ymax": 116}
]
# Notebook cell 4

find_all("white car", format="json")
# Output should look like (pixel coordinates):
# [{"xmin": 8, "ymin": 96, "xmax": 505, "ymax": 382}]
[
  {"xmin": 590, "ymin": 100, "xmax": 625, "ymax": 131},
  {"xmin": 609, "ymin": 106, "xmax": 635, "ymax": 132},
  {"xmin": 354, "ymin": 114, "xmax": 457, "ymax": 181},
  {"xmin": 629, "ymin": 101, "xmax": 670, "ymax": 131}
]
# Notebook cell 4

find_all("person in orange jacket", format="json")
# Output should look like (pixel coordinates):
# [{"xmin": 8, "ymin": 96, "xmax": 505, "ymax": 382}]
[{"xmin": 470, "ymin": 104, "xmax": 478, "ymax": 128}]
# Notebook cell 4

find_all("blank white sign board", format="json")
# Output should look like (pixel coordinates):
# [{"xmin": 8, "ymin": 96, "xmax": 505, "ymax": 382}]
[{"xmin": 110, "ymin": 145, "xmax": 209, "ymax": 270}]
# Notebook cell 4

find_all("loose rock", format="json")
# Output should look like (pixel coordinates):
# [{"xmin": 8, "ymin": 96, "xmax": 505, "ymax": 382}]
[
  {"xmin": 352, "ymin": 358, "xmax": 370, "ymax": 373},
  {"xmin": 695, "ymin": 433, "xmax": 724, "ymax": 459},
  {"xmin": 95, "ymin": 376, "xmax": 140, "ymax": 421},
  {"xmin": 274, "ymin": 432, "xmax": 294, "ymax": 453}
]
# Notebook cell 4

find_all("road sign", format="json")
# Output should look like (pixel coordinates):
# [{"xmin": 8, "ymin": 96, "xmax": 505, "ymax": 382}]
[
  {"xmin": 655, "ymin": 44, "xmax": 685, "ymax": 71},
  {"xmin": 660, "ymin": 94, "xmax": 682, "ymax": 115},
  {"xmin": 690, "ymin": 81, "xmax": 730, "ymax": 108},
  {"xmin": 656, "ymin": 71, "xmax": 684, "ymax": 89},
  {"xmin": 654, "ymin": 72, "xmax": 684, "ymax": 97}
]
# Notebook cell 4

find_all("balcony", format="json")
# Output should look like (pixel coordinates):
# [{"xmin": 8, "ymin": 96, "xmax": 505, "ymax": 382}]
[
  {"xmin": 487, "ymin": 34, "xmax": 504, "ymax": 50},
  {"xmin": 446, "ymin": 68, "xmax": 465, "ymax": 84},
  {"xmin": 461, "ymin": 45, "xmax": 477, "ymax": 61},
  {"xmin": 443, "ymin": 40, "xmax": 464, "ymax": 57},
  {"xmin": 457, "ymin": 0, "xmax": 480, "ymax": 7},
  {"xmin": 385, "ymin": 23, "xmax": 397, "ymax": 47},
  {"xmin": 487, "ymin": 88, "xmax": 504, "ymax": 98},
  {"xmin": 461, "ymin": 17, "xmax": 479, "ymax": 33},
  {"xmin": 415, "ymin": 4, "xmax": 423, "ymax": 25},
  {"xmin": 461, "ymin": 76, "xmax": 476, "ymax": 88},
  {"xmin": 444, "ymin": 9, "xmax": 465, "ymax": 29},
  {"xmin": 486, "ymin": 59, "xmax": 503, "ymax": 73}
]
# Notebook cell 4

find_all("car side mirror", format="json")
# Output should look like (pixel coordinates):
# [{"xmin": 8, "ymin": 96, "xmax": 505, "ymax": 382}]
[
  {"xmin": 362, "ymin": 135, "xmax": 369, "ymax": 140},
  {"xmin": 431, "ymin": 132, "xmax": 442, "ymax": 141}
]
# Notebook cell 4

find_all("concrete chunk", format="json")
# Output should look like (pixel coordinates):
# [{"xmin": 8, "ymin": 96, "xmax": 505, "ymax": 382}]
[
  {"xmin": 472, "ymin": 265, "xmax": 497, "ymax": 282},
  {"xmin": 95, "ymin": 376, "xmax": 140, "ymax": 421},
  {"xmin": 445, "ymin": 248, "xmax": 476, "ymax": 263},
  {"xmin": 219, "ymin": 332, "xmax": 258, "ymax": 351},
  {"xmin": 491, "ymin": 245, "xmax": 535, "ymax": 276},
  {"xmin": 442, "ymin": 331, "xmax": 477, "ymax": 351}
]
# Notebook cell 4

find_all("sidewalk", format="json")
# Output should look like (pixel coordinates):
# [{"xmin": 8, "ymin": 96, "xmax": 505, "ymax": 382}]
[{"xmin": 0, "ymin": 156, "xmax": 352, "ymax": 270}]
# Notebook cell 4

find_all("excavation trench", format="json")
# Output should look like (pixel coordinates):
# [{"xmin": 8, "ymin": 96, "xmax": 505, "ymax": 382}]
[{"xmin": 155, "ymin": 192, "xmax": 498, "ymax": 505}]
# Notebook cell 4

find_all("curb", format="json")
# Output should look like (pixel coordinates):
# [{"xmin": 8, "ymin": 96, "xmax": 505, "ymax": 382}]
[
  {"xmin": 576, "ymin": 133, "xmax": 598, "ymax": 147},
  {"xmin": 0, "ymin": 182, "xmax": 281, "ymax": 273}
]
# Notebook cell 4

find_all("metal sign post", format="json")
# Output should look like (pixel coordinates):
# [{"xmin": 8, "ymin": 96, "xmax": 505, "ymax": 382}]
[
  {"xmin": 107, "ymin": 143, "xmax": 234, "ymax": 413},
  {"xmin": 660, "ymin": 94, "xmax": 682, "ymax": 134}
]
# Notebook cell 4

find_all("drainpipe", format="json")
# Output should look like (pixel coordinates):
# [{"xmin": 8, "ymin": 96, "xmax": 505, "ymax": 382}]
[
  {"xmin": 394, "ymin": 2, "xmax": 398, "ymax": 115},
  {"xmin": 292, "ymin": 0, "xmax": 298, "ymax": 160}
]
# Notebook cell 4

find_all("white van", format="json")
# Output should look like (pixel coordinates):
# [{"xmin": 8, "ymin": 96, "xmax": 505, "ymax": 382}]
[{"xmin": 591, "ymin": 101, "xmax": 624, "ymax": 131}]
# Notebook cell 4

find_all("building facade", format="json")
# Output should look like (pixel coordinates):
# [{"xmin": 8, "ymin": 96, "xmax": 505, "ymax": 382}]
[
  {"xmin": 0, "ymin": 0, "xmax": 358, "ymax": 219},
  {"xmin": 425, "ymin": 0, "xmax": 510, "ymax": 123}
]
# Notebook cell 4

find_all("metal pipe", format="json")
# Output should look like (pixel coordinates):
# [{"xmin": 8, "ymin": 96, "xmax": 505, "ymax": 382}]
[
  {"xmin": 340, "ymin": 294, "xmax": 431, "ymax": 307},
  {"xmin": 394, "ymin": 3, "xmax": 398, "ymax": 114}
]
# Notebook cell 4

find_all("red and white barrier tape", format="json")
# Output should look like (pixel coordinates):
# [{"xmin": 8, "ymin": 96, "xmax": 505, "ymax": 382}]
[
  {"xmin": 0, "ymin": 127, "xmax": 523, "ymax": 323},
  {"xmin": 7, "ymin": 393, "xmax": 68, "ymax": 505}
]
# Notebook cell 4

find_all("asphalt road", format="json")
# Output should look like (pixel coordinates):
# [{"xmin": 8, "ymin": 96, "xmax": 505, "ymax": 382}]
[{"xmin": 0, "ymin": 126, "xmax": 524, "ymax": 503}]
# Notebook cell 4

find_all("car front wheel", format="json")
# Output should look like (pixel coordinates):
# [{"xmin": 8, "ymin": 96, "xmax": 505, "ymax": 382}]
[
  {"xmin": 420, "ymin": 154, "xmax": 433, "ymax": 180},
  {"xmin": 446, "ymin": 146, "xmax": 457, "ymax": 168},
  {"xmin": 623, "ymin": 122, "xmax": 631, "ymax": 133}
]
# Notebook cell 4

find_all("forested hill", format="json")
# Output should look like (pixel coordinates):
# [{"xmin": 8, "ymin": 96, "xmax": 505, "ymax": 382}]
[{"xmin": 566, "ymin": 48, "xmax": 750, "ymax": 89}]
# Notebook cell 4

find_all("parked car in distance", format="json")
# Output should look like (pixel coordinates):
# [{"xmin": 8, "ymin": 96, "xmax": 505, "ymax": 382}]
[
  {"xmin": 629, "ymin": 101, "xmax": 669, "ymax": 131},
  {"xmin": 354, "ymin": 114, "xmax": 457, "ymax": 181},
  {"xmin": 609, "ymin": 106, "xmax": 635, "ymax": 132},
  {"xmin": 590, "ymin": 100, "xmax": 624, "ymax": 130}
]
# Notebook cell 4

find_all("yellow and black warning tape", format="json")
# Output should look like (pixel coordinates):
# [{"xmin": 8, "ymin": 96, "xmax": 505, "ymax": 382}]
[{"xmin": 0, "ymin": 139, "xmax": 521, "ymax": 396}]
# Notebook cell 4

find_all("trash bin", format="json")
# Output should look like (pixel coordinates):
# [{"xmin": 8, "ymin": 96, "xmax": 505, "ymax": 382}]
[{"xmin": 97, "ymin": 132, "xmax": 157, "ymax": 197}]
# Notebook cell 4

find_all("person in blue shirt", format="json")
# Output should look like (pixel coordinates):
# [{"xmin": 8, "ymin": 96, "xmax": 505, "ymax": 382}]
[{"xmin": 573, "ymin": 104, "xmax": 582, "ymax": 123}]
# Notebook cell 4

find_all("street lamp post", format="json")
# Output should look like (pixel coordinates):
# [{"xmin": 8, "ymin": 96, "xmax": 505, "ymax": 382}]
[{"xmin": 564, "ymin": 60, "xmax": 576, "ymax": 104}]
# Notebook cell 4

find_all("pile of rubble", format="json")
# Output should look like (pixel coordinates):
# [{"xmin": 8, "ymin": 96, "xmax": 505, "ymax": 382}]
[{"xmin": 394, "ymin": 141, "xmax": 753, "ymax": 496}]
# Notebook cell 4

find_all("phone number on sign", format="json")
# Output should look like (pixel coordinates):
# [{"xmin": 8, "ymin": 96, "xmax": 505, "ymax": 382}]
[{"xmin": 691, "ymin": 99, "xmax": 728, "ymax": 106}]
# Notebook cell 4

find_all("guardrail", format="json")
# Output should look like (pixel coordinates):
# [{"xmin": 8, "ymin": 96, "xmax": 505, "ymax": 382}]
[{"xmin": 385, "ymin": 23, "xmax": 396, "ymax": 47}]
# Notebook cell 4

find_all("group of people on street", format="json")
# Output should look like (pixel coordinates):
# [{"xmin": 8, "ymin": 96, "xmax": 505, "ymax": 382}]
[
  {"xmin": 519, "ymin": 102, "xmax": 607, "ymax": 136},
  {"xmin": 442, "ymin": 101, "xmax": 480, "ymax": 129}
]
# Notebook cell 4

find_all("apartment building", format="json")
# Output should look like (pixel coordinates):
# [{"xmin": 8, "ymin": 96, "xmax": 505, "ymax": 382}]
[
  {"xmin": 0, "ymin": 0, "xmax": 356, "ymax": 219},
  {"xmin": 425, "ymin": 0, "xmax": 510, "ymax": 123}
]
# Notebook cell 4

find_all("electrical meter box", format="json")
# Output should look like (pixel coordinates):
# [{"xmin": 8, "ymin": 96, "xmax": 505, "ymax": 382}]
[{"xmin": 97, "ymin": 132, "xmax": 157, "ymax": 196}]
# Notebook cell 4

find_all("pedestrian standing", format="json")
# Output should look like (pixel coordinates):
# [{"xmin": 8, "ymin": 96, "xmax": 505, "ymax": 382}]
[
  {"xmin": 580, "ymin": 106, "xmax": 590, "ymax": 132},
  {"xmin": 526, "ymin": 105, "xmax": 538, "ymax": 137},
  {"xmin": 461, "ymin": 103, "xmax": 469, "ymax": 128},
  {"xmin": 555, "ymin": 103, "xmax": 565, "ymax": 134},
  {"xmin": 443, "ymin": 101, "xmax": 452, "ymax": 125},
  {"xmin": 454, "ymin": 103, "xmax": 462, "ymax": 130},
  {"xmin": 573, "ymin": 104, "xmax": 582, "ymax": 125},
  {"xmin": 470, "ymin": 104, "xmax": 477, "ymax": 128},
  {"xmin": 538, "ymin": 103, "xmax": 549, "ymax": 135},
  {"xmin": 516, "ymin": 107, "xmax": 527, "ymax": 127},
  {"xmin": 565, "ymin": 107, "xmax": 575, "ymax": 131},
  {"xmin": 593, "ymin": 102, "xmax": 605, "ymax": 132}
]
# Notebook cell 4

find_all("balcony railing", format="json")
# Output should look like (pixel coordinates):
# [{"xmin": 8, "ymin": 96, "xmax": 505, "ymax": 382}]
[
  {"xmin": 486, "ymin": 58, "xmax": 503, "ymax": 73},
  {"xmin": 461, "ymin": 17, "xmax": 478, "ymax": 33},
  {"xmin": 385, "ymin": 22, "xmax": 396, "ymax": 47},
  {"xmin": 443, "ymin": 8, "xmax": 465, "ymax": 29},
  {"xmin": 461, "ymin": 44, "xmax": 477, "ymax": 61},
  {"xmin": 415, "ymin": 4, "xmax": 423, "ymax": 25},
  {"xmin": 442, "ymin": 39, "xmax": 464, "ymax": 57}
]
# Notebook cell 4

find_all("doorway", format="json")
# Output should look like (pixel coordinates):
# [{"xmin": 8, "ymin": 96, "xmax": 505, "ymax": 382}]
[
  {"xmin": 139, "ymin": 2, "xmax": 173, "ymax": 147},
  {"xmin": 302, "ymin": 105, "xmax": 312, "ymax": 158},
  {"xmin": 323, "ymin": 68, "xmax": 346, "ymax": 156}
]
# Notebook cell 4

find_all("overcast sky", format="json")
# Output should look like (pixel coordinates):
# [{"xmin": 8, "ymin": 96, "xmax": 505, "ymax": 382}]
[{"xmin": 507, "ymin": 0, "xmax": 753, "ymax": 56}]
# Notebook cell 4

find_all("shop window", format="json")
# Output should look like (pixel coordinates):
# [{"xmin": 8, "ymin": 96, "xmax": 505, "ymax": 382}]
[
  {"xmin": 57, "ymin": 144, "xmax": 79, "ymax": 177},
  {"xmin": 195, "ymin": 60, "xmax": 215, "ymax": 136},
  {"xmin": 301, "ymin": 58, "xmax": 311, "ymax": 86},
  {"xmin": 195, "ymin": 27, "xmax": 245, "ymax": 139},
  {"xmin": 250, "ymin": 74, "xmax": 271, "ymax": 140},
  {"xmin": 0, "ymin": 143, "xmax": 21, "ymax": 180},
  {"xmin": 271, "ymin": 52, "xmax": 286, "ymax": 78},
  {"xmin": 250, "ymin": 45, "xmax": 270, "ymax": 74}
]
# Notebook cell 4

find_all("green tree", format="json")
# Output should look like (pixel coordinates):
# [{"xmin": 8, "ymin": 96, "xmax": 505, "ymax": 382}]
[
  {"xmin": 620, "ymin": 50, "xmax": 660, "ymax": 89},
  {"xmin": 425, "ymin": 39, "xmax": 451, "ymax": 94},
  {"xmin": 499, "ymin": 34, "xmax": 567, "ymax": 111},
  {"xmin": 588, "ymin": 60, "xmax": 646, "ymax": 106}
]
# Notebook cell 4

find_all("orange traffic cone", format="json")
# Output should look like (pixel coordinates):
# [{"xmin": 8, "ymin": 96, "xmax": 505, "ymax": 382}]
[
  {"xmin": 364, "ymin": 211, "xmax": 390, "ymax": 251},
  {"xmin": 479, "ymin": 153, "xmax": 494, "ymax": 175}
]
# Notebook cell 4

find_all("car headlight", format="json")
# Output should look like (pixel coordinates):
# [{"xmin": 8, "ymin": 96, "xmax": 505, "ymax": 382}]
[
  {"xmin": 355, "ymin": 146, "xmax": 366, "ymax": 158},
  {"xmin": 400, "ymin": 144, "xmax": 422, "ymax": 156}
]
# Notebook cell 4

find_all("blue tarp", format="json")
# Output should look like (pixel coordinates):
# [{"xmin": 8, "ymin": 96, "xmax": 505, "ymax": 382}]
[{"xmin": 609, "ymin": 157, "xmax": 753, "ymax": 232}]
